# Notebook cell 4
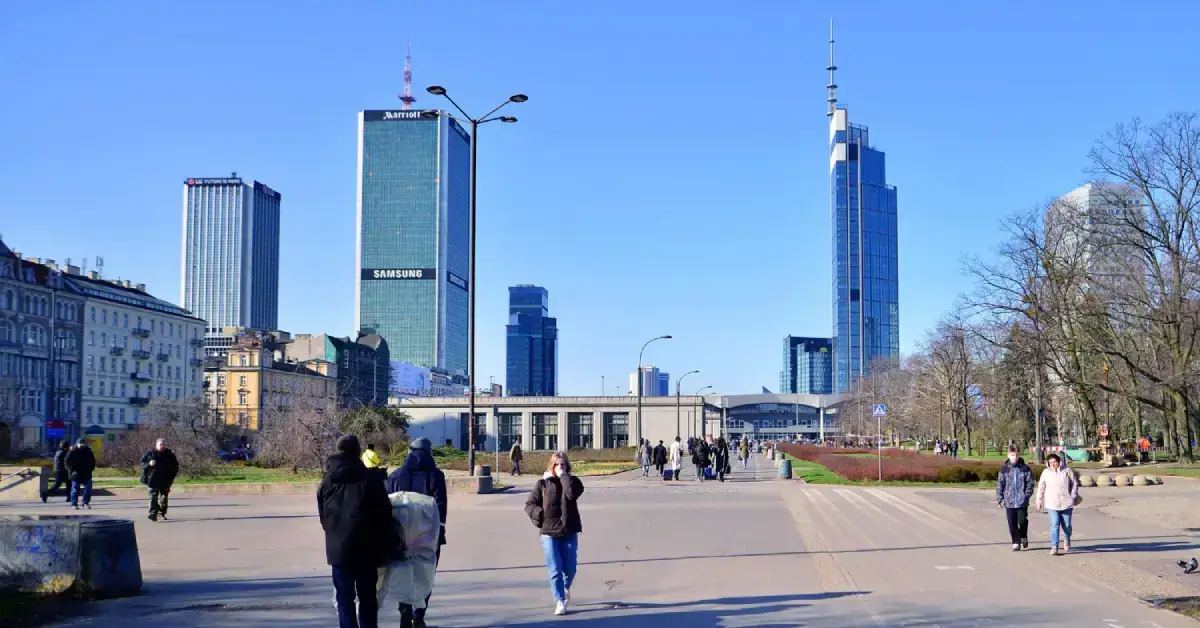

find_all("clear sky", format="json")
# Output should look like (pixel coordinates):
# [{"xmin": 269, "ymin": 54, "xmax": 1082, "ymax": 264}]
[{"xmin": 2, "ymin": 1, "xmax": 1197, "ymax": 396}]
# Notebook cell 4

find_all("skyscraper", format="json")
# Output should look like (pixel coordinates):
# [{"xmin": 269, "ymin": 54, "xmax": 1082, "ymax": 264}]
[
  {"xmin": 629, "ymin": 365, "xmax": 669, "ymax": 397},
  {"xmin": 355, "ymin": 109, "xmax": 470, "ymax": 375},
  {"xmin": 506, "ymin": 285, "xmax": 558, "ymax": 396},
  {"xmin": 781, "ymin": 336, "xmax": 833, "ymax": 394},
  {"xmin": 181, "ymin": 175, "xmax": 281, "ymax": 333},
  {"xmin": 827, "ymin": 28, "xmax": 899, "ymax": 393}
]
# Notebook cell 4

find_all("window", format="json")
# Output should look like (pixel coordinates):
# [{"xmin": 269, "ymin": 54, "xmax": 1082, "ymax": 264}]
[
  {"xmin": 169, "ymin": 323, "xmax": 173, "ymax": 336},
  {"xmin": 459, "ymin": 413, "xmax": 487, "ymax": 451},
  {"xmin": 156, "ymin": 386, "xmax": 162, "ymax": 398},
  {"xmin": 102, "ymin": 310, "xmax": 107, "ymax": 324},
  {"xmin": 603, "ymin": 412, "xmax": 629, "ymax": 449},
  {"xmin": 87, "ymin": 380, "xmax": 93, "ymax": 395},
  {"xmin": 100, "ymin": 356, "xmax": 106, "ymax": 371},
  {"xmin": 1, "ymin": 290, "xmax": 13, "ymax": 310},
  {"xmin": 217, "ymin": 374, "xmax": 226, "ymax": 388},
  {"xmin": 160, "ymin": 321, "xmax": 164, "ymax": 335},
  {"xmin": 90, "ymin": 307, "xmax": 96, "ymax": 322},
  {"xmin": 175, "ymin": 387, "xmax": 180, "ymax": 399},
  {"xmin": 238, "ymin": 391, "xmax": 247, "ymax": 405},
  {"xmin": 108, "ymin": 408, "xmax": 115, "ymax": 424},
  {"xmin": 0, "ymin": 320, "xmax": 12, "ymax": 343},
  {"xmin": 86, "ymin": 406, "xmax": 93, "ymax": 423},
  {"xmin": 88, "ymin": 331, "xmax": 95, "ymax": 346},
  {"xmin": 20, "ymin": 389, "xmax": 44, "ymax": 413},
  {"xmin": 120, "ymin": 383, "xmax": 126, "ymax": 397},
  {"xmin": 498, "ymin": 413, "xmax": 522, "ymax": 452},
  {"xmin": 109, "ymin": 382, "xmax": 115, "ymax": 396},
  {"xmin": 532, "ymin": 413, "xmax": 558, "ymax": 451},
  {"xmin": 239, "ymin": 375, "xmax": 247, "ymax": 387},
  {"xmin": 86, "ymin": 355, "xmax": 94, "ymax": 370},
  {"xmin": 568, "ymin": 413, "xmax": 594, "ymax": 449},
  {"xmin": 100, "ymin": 332, "xmax": 106, "ymax": 348},
  {"xmin": 23, "ymin": 324, "xmax": 46, "ymax": 346},
  {"xmin": 119, "ymin": 408, "xmax": 126, "ymax": 423},
  {"xmin": 122, "ymin": 313, "xmax": 128, "ymax": 328}
]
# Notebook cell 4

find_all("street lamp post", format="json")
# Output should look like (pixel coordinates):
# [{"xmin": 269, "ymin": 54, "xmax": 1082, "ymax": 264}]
[
  {"xmin": 636, "ymin": 335, "xmax": 671, "ymax": 447},
  {"xmin": 424, "ymin": 86, "xmax": 527, "ymax": 476},
  {"xmin": 695, "ymin": 385, "xmax": 713, "ymax": 438},
  {"xmin": 676, "ymin": 370, "xmax": 699, "ymax": 440}
]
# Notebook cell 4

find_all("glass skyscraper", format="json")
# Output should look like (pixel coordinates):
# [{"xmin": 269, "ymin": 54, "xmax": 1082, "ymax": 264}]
[
  {"xmin": 355, "ymin": 109, "xmax": 470, "ymax": 375},
  {"xmin": 505, "ymin": 285, "xmax": 558, "ymax": 396},
  {"xmin": 181, "ymin": 176, "xmax": 281, "ymax": 333},
  {"xmin": 781, "ymin": 336, "xmax": 833, "ymax": 394},
  {"xmin": 829, "ymin": 80, "xmax": 899, "ymax": 393}
]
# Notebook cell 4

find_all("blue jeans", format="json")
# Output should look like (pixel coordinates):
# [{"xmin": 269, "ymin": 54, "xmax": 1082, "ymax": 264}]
[
  {"xmin": 332, "ymin": 564, "xmax": 378, "ymax": 628},
  {"xmin": 70, "ymin": 479, "xmax": 92, "ymax": 506},
  {"xmin": 642, "ymin": 463, "xmax": 650, "ymax": 476},
  {"xmin": 1048, "ymin": 508, "xmax": 1073, "ymax": 548},
  {"xmin": 540, "ymin": 533, "xmax": 578, "ymax": 602}
]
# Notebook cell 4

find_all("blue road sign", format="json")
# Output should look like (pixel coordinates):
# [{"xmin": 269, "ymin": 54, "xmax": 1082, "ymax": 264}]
[{"xmin": 873, "ymin": 404, "xmax": 887, "ymax": 417}]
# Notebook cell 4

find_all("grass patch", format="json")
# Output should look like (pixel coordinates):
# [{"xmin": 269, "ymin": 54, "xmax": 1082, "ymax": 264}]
[
  {"xmin": 1153, "ymin": 466, "xmax": 1200, "ymax": 478},
  {"xmin": 1155, "ymin": 597, "xmax": 1200, "ymax": 619},
  {"xmin": 572, "ymin": 462, "xmax": 639, "ymax": 476},
  {"xmin": 94, "ymin": 466, "xmax": 322, "ymax": 488}
]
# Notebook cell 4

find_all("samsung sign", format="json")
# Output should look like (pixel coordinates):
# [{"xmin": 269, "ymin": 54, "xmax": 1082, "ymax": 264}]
[
  {"xmin": 362, "ymin": 268, "xmax": 436, "ymax": 280},
  {"xmin": 363, "ymin": 110, "xmax": 435, "ymax": 122},
  {"xmin": 447, "ymin": 271, "xmax": 468, "ymax": 291}
]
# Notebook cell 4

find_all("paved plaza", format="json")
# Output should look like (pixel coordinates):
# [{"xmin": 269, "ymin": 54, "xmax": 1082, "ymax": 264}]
[{"xmin": 5, "ymin": 454, "xmax": 1200, "ymax": 627}]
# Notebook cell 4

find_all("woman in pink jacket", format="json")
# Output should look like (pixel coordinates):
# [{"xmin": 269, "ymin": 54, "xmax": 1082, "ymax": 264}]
[{"xmin": 1035, "ymin": 453, "xmax": 1081, "ymax": 556}]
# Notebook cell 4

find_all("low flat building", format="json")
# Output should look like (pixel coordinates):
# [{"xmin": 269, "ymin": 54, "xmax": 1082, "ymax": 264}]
[{"xmin": 393, "ymin": 393, "xmax": 848, "ymax": 452}]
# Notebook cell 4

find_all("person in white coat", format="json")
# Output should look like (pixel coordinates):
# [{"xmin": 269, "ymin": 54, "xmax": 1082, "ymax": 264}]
[
  {"xmin": 1035, "ymin": 453, "xmax": 1081, "ymax": 556},
  {"xmin": 668, "ymin": 436, "xmax": 683, "ymax": 481}
]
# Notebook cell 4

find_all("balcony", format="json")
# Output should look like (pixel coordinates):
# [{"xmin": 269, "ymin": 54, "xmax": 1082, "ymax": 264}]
[
  {"xmin": 131, "ymin": 349, "xmax": 151, "ymax": 360},
  {"xmin": 190, "ymin": 338, "xmax": 205, "ymax": 347},
  {"xmin": 190, "ymin": 358, "xmax": 204, "ymax": 367},
  {"xmin": 128, "ymin": 396, "xmax": 151, "ymax": 407},
  {"xmin": 110, "ymin": 346, "xmax": 125, "ymax": 356},
  {"xmin": 130, "ymin": 372, "xmax": 152, "ymax": 383},
  {"xmin": 157, "ymin": 353, "xmax": 171, "ymax": 362},
  {"xmin": 132, "ymin": 328, "xmax": 151, "ymax": 338},
  {"xmin": 0, "ymin": 338, "xmax": 20, "ymax": 349}
]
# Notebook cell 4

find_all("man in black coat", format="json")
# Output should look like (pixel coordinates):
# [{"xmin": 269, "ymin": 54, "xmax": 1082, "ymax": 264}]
[
  {"xmin": 386, "ymin": 437, "xmax": 447, "ymax": 628},
  {"xmin": 64, "ymin": 439, "xmax": 96, "ymax": 509},
  {"xmin": 41, "ymin": 441, "xmax": 71, "ymax": 503},
  {"xmin": 318, "ymin": 434, "xmax": 398, "ymax": 628},
  {"xmin": 141, "ymin": 438, "xmax": 180, "ymax": 522},
  {"xmin": 652, "ymin": 440, "xmax": 667, "ymax": 475}
]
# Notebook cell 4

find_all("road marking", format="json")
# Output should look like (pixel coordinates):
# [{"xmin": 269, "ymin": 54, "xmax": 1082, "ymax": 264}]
[{"xmin": 933, "ymin": 565, "xmax": 975, "ymax": 570}]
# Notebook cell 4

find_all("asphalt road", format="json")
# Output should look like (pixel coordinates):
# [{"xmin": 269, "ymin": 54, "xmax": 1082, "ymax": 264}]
[{"xmin": 5, "ymin": 453, "xmax": 1196, "ymax": 627}]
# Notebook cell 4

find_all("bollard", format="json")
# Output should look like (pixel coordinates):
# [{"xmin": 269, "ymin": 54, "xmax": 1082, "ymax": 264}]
[
  {"xmin": 77, "ymin": 519, "xmax": 142, "ymax": 597},
  {"xmin": 779, "ymin": 459, "xmax": 793, "ymax": 480},
  {"xmin": 473, "ymin": 465, "xmax": 491, "ymax": 478}
]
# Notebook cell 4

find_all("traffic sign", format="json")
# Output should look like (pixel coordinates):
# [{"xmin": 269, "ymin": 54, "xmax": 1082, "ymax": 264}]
[{"xmin": 873, "ymin": 404, "xmax": 887, "ymax": 417}]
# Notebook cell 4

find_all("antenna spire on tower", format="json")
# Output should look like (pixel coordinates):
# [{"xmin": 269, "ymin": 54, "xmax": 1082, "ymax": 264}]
[
  {"xmin": 399, "ymin": 38, "xmax": 417, "ymax": 109},
  {"xmin": 826, "ymin": 19, "xmax": 838, "ymax": 117}
]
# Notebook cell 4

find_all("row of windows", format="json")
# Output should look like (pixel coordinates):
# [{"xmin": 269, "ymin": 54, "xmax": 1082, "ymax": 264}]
[
  {"xmin": 0, "ymin": 290, "xmax": 79, "ymax": 322},
  {"xmin": 89, "ymin": 307, "xmax": 193, "ymax": 338},
  {"xmin": 461, "ymin": 411, "xmax": 623, "ymax": 450},
  {"xmin": 86, "ymin": 379, "xmax": 182, "ymax": 399}
]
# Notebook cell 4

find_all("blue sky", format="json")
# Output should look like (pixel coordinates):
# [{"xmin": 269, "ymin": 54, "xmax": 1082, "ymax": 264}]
[{"xmin": 2, "ymin": 1, "xmax": 1197, "ymax": 396}]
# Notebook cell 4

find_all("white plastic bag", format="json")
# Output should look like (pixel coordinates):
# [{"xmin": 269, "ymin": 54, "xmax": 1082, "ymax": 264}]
[{"xmin": 330, "ymin": 491, "xmax": 442, "ymax": 611}]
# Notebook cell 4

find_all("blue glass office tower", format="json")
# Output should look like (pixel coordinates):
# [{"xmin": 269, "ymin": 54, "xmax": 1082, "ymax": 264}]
[
  {"xmin": 356, "ymin": 110, "xmax": 470, "ymax": 375},
  {"xmin": 781, "ymin": 336, "xmax": 833, "ymax": 394},
  {"xmin": 181, "ymin": 176, "xmax": 281, "ymax": 333},
  {"xmin": 505, "ymin": 285, "xmax": 558, "ymax": 396},
  {"xmin": 828, "ymin": 33, "xmax": 899, "ymax": 393}
]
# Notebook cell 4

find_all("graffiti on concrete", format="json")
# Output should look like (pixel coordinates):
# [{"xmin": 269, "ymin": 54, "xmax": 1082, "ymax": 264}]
[{"xmin": 14, "ymin": 525, "xmax": 66, "ymax": 560}]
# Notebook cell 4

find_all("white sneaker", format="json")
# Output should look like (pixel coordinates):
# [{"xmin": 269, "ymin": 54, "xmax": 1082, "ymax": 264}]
[
  {"xmin": 565, "ymin": 589, "xmax": 571, "ymax": 608},
  {"xmin": 554, "ymin": 601, "xmax": 566, "ymax": 616}
]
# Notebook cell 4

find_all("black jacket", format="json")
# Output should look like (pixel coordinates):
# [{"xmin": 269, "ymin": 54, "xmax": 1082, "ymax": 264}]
[
  {"xmin": 52, "ymin": 448, "xmax": 68, "ymax": 475},
  {"xmin": 386, "ymin": 449, "xmax": 448, "ymax": 546},
  {"xmin": 64, "ymin": 446, "xmax": 96, "ymax": 481},
  {"xmin": 317, "ymin": 453, "xmax": 398, "ymax": 567},
  {"xmin": 714, "ymin": 438, "xmax": 730, "ymax": 472},
  {"xmin": 141, "ymin": 448, "xmax": 180, "ymax": 490},
  {"xmin": 692, "ymin": 442, "xmax": 712, "ymax": 467},
  {"xmin": 652, "ymin": 444, "xmax": 667, "ymax": 466},
  {"xmin": 525, "ymin": 474, "xmax": 584, "ymax": 538}
]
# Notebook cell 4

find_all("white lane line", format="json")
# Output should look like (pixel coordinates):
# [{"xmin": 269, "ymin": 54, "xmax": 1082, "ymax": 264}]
[
  {"xmin": 807, "ymin": 488, "xmax": 884, "ymax": 552},
  {"xmin": 933, "ymin": 565, "xmax": 975, "ymax": 570},
  {"xmin": 833, "ymin": 487, "xmax": 905, "ymax": 526}
]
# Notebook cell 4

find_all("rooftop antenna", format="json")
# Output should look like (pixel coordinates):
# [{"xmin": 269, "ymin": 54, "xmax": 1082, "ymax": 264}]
[
  {"xmin": 826, "ymin": 19, "xmax": 838, "ymax": 117},
  {"xmin": 95, "ymin": 256, "xmax": 105, "ymax": 278},
  {"xmin": 399, "ymin": 39, "xmax": 417, "ymax": 110}
]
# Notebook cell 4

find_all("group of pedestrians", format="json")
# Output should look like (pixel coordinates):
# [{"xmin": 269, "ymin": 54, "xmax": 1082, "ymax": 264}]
[
  {"xmin": 995, "ymin": 446, "xmax": 1081, "ymax": 556},
  {"xmin": 41, "ymin": 437, "xmax": 179, "ymax": 517},
  {"xmin": 934, "ymin": 438, "xmax": 959, "ymax": 458}
]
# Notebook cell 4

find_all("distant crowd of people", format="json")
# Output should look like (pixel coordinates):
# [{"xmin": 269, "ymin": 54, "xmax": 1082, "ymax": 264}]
[{"xmin": 933, "ymin": 438, "xmax": 960, "ymax": 458}]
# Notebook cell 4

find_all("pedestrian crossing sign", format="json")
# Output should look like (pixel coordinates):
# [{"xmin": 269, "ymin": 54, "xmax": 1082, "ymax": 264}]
[{"xmin": 873, "ymin": 404, "xmax": 887, "ymax": 417}]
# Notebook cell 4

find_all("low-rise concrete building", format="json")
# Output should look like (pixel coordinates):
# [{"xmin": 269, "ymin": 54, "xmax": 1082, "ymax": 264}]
[{"xmin": 393, "ymin": 393, "xmax": 848, "ymax": 452}]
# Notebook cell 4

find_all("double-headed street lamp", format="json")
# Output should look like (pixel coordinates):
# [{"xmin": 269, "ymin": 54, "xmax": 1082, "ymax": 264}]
[
  {"xmin": 676, "ymin": 370, "xmax": 699, "ymax": 439},
  {"xmin": 635, "ymin": 335, "xmax": 671, "ymax": 446},
  {"xmin": 695, "ymin": 385, "xmax": 713, "ymax": 438},
  {"xmin": 424, "ymin": 86, "xmax": 527, "ymax": 476}
]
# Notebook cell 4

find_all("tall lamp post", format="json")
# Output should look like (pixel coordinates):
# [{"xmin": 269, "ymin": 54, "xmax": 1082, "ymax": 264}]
[
  {"xmin": 695, "ymin": 385, "xmax": 713, "ymax": 438},
  {"xmin": 424, "ymin": 86, "xmax": 527, "ymax": 476},
  {"xmin": 676, "ymin": 370, "xmax": 699, "ymax": 440},
  {"xmin": 636, "ymin": 335, "xmax": 671, "ymax": 446}
]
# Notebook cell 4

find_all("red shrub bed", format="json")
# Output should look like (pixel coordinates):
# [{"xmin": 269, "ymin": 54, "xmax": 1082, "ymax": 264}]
[{"xmin": 776, "ymin": 443, "xmax": 1021, "ymax": 484}]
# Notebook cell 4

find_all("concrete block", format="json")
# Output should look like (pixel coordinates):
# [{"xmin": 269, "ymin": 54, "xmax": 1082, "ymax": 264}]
[
  {"xmin": 1095, "ymin": 474, "xmax": 1115, "ymax": 486},
  {"xmin": 1131, "ymin": 475, "xmax": 1153, "ymax": 486},
  {"xmin": 1145, "ymin": 475, "xmax": 1162, "ymax": 485},
  {"xmin": 0, "ymin": 515, "xmax": 141, "ymax": 598},
  {"xmin": 447, "ymin": 476, "xmax": 495, "ymax": 495},
  {"xmin": 1114, "ymin": 474, "xmax": 1133, "ymax": 486},
  {"xmin": 1078, "ymin": 475, "xmax": 1097, "ymax": 487},
  {"xmin": 0, "ymin": 466, "xmax": 50, "ymax": 502}
]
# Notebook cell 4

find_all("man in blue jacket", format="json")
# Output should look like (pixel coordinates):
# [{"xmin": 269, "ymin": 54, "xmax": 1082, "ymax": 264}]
[
  {"xmin": 996, "ymin": 445, "xmax": 1035, "ymax": 551},
  {"xmin": 386, "ymin": 437, "xmax": 447, "ymax": 628}
]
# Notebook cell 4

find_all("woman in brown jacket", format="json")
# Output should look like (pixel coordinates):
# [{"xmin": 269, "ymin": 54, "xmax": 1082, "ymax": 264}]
[{"xmin": 524, "ymin": 451, "xmax": 585, "ymax": 616}]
